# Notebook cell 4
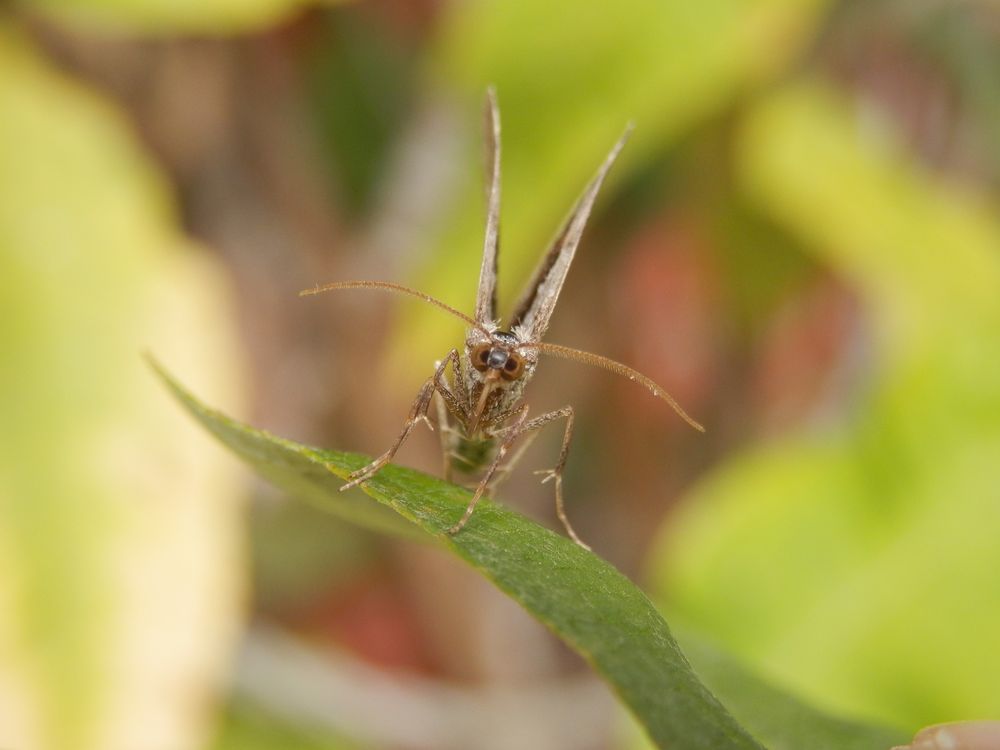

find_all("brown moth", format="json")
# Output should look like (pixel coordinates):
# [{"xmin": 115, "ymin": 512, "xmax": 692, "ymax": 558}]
[{"xmin": 301, "ymin": 88, "xmax": 703, "ymax": 550}]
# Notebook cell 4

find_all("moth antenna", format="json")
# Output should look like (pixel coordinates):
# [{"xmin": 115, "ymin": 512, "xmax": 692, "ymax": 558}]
[
  {"xmin": 300, "ymin": 280, "xmax": 490, "ymax": 335},
  {"xmin": 526, "ymin": 342, "xmax": 705, "ymax": 432}
]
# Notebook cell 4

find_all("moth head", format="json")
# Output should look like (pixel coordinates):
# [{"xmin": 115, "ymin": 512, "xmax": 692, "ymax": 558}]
[{"xmin": 466, "ymin": 330, "xmax": 534, "ymax": 384}]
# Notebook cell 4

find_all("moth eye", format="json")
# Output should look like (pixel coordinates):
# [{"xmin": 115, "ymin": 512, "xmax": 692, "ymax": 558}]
[
  {"xmin": 501, "ymin": 353, "xmax": 525, "ymax": 381},
  {"xmin": 471, "ymin": 344, "xmax": 491, "ymax": 372}
]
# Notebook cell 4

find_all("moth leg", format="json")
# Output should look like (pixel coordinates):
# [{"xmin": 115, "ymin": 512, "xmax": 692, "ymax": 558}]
[
  {"xmin": 340, "ymin": 380, "xmax": 435, "ymax": 490},
  {"xmin": 484, "ymin": 428, "xmax": 539, "ymax": 495},
  {"xmin": 445, "ymin": 347, "xmax": 469, "ymax": 409},
  {"xmin": 433, "ymin": 349, "xmax": 470, "ymax": 484},
  {"xmin": 433, "ymin": 349, "xmax": 466, "ymax": 422},
  {"xmin": 524, "ymin": 406, "xmax": 589, "ymax": 551},
  {"xmin": 447, "ymin": 404, "xmax": 530, "ymax": 536},
  {"xmin": 341, "ymin": 352, "xmax": 458, "ymax": 491},
  {"xmin": 482, "ymin": 403, "xmax": 551, "ymax": 490},
  {"xmin": 434, "ymin": 392, "xmax": 455, "ymax": 484}
]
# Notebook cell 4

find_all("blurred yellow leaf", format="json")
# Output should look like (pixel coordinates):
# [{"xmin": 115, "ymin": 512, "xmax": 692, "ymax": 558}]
[
  {"xmin": 652, "ymin": 82, "xmax": 1000, "ymax": 728},
  {"xmin": 0, "ymin": 22, "xmax": 245, "ymax": 750}
]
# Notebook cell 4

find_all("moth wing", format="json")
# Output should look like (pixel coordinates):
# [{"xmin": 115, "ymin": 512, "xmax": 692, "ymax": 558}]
[
  {"xmin": 509, "ymin": 125, "xmax": 632, "ymax": 341},
  {"xmin": 475, "ymin": 86, "xmax": 502, "ymax": 326}
]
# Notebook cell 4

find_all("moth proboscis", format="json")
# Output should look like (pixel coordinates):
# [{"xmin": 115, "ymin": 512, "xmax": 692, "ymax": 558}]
[{"xmin": 301, "ymin": 88, "xmax": 704, "ymax": 551}]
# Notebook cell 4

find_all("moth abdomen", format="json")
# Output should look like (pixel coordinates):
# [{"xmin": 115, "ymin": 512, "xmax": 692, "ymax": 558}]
[{"xmin": 449, "ymin": 434, "xmax": 497, "ymax": 475}]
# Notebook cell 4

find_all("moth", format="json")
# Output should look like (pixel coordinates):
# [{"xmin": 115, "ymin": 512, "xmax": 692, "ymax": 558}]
[{"xmin": 302, "ymin": 88, "xmax": 703, "ymax": 550}]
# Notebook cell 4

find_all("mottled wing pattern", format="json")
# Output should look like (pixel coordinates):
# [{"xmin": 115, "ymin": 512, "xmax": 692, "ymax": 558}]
[
  {"xmin": 475, "ymin": 86, "xmax": 502, "ymax": 327},
  {"xmin": 509, "ymin": 125, "xmax": 632, "ymax": 341}
]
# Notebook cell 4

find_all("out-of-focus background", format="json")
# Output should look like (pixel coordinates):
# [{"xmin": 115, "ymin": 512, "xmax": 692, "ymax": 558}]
[{"xmin": 2, "ymin": 0, "xmax": 999, "ymax": 748}]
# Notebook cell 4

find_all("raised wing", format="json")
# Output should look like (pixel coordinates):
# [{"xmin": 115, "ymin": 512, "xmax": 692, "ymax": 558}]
[
  {"xmin": 509, "ymin": 125, "xmax": 632, "ymax": 341},
  {"xmin": 474, "ymin": 86, "xmax": 502, "ymax": 326}
]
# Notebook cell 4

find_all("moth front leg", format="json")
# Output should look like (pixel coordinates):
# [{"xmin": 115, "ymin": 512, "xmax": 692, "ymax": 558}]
[
  {"xmin": 432, "ymin": 349, "xmax": 466, "ymax": 422},
  {"xmin": 340, "ymin": 351, "xmax": 458, "ymax": 491},
  {"xmin": 523, "ymin": 406, "xmax": 589, "ymax": 551}
]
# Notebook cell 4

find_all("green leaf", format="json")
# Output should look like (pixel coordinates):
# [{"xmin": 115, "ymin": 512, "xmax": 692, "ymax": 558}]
[
  {"xmin": 675, "ymin": 631, "xmax": 909, "ymax": 750},
  {"xmin": 151, "ymin": 359, "xmax": 763, "ymax": 750},
  {"xmin": 155, "ymin": 358, "xmax": 911, "ymax": 749}
]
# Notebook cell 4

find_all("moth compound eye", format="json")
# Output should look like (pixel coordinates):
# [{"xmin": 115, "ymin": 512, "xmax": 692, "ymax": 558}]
[
  {"xmin": 501, "ymin": 353, "xmax": 525, "ymax": 381},
  {"xmin": 471, "ymin": 344, "xmax": 491, "ymax": 372}
]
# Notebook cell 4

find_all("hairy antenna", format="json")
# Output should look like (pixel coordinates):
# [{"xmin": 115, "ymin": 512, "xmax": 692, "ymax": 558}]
[
  {"xmin": 526, "ymin": 341, "xmax": 705, "ymax": 432},
  {"xmin": 300, "ymin": 281, "xmax": 490, "ymax": 335}
]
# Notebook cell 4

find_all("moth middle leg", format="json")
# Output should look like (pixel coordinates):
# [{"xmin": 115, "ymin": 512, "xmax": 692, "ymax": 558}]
[
  {"xmin": 520, "ymin": 406, "xmax": 589, "ymax": 550},
  {"xmin": 341, "ymin": 350, "xmax": 460, "ymax": 491}
]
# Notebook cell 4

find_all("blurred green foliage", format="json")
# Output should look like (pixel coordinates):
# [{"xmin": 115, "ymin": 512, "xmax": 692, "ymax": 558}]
[
  {"xmin": 306, "ymin": 10, "xmax": 417, "ymax": 220},
  {"xmin": 652, "ymin": 82, "xmax": 1000, "ymax": 727},
  {"xmin": 2, "ymin": 0, "xmax": 999, "ymax": 745},
  {"xmin": 20, "ymin": 0, "xmax": 340, "ymax": 34},
  {"xmin": 213, "ymin": 704, "xmax": 362, "ymax": 750},
  {"xmin": 387, "ymin": 0, "xmax": 830, "ymax": 376}
]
